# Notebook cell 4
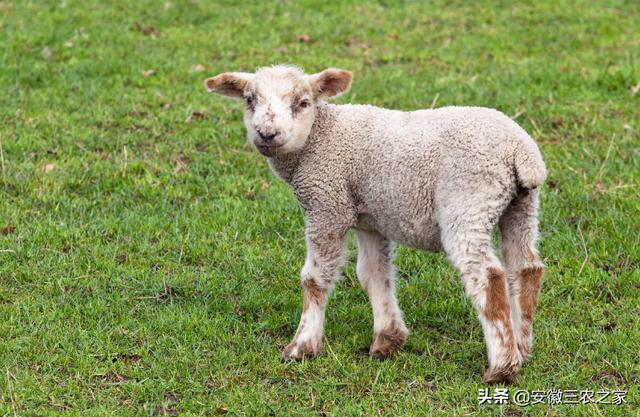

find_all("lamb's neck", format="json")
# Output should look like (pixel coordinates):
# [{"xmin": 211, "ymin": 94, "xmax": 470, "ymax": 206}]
[
  {"xmin": 267, "ymin": 151, "xmax": 302, "ymax": 184},
  {"xmin": 267, "ymin": 103, "xmax": 339, "ymax": 184}
]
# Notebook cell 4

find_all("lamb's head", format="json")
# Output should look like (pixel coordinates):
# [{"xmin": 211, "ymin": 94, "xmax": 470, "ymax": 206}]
[{"xmin": 205, "ymin": 65, "xmax": 352, "ymax": 156}]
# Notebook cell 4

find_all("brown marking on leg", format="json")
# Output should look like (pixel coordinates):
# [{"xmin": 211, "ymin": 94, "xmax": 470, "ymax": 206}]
[
  {"xmin": 282, "ymin": 279, "xmax": 328, "ymax": 361},
  {"xmin": 517, "ymin": 266, "xmax": 544, "ymax": 359},
  {"xmin": 302, "ymin": 279, "xmax": 326, "ymax": 312},
  {"xmin": 485, "ymin": 267, "xmax": 511, "ymax": 323},
  {"xmin": 282, "ymin": 338, "xmax": 319, "ymax": 361},
  {"xmin": 370, "ymin": 320, "xmax": 408, "ymax": 359},
  {"xmin": 483, "ymin": 267, "xmax": 520, "ymax": 384},
  {"xmin": 282, "ymin": 343, "xmax": 295, "ymax": 359},
  {"xmin": 519, "ymin": 266, "xmax": 544, "ymax": 323},
  {"xmin": 296, "ymin": 339, "xmax": 317, "ymax": 357},
  {"xmin": 485, "ymin": 267, "xmax": 515, "ymax": 349},
  {"xmin": 282, "ymin": 313, "xmax": 322, "ymax": 361}
]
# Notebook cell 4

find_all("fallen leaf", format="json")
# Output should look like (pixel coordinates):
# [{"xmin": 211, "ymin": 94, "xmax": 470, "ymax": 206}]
[
  {"xmin": 297, "ymin": 34, "xmax": 313, "ymax": 43},
  {"xmin": 153, "ymin": 406, "xmax": 178, "ymax": 416},
  {"xmin": 41, "ymin": 47, "xmax": 53, "ymax": 59},
  {"xmin": 631, "ymin": 81, "xmax": 640, "ymax": 96},
  {"xmin": 142, "ymin": 70, "xmax": 155, "ymax": 77},
  {"xmin": 546, "ymin": 180, "xmax": 558, "ymax": 189},
  {"xmin": 0, "ymin": 2, "xmax": 11, "ymax": 12},
  {"xmin": 190, "ymin": 64, "xmax": 205, "ymax": 73},
  {"xmin": 127, "ymin": 353, "xmax": 141, "ymax": 363},
  {"xmin": 44, "ymin": 163, "xmax": 55, "ymax": 173},
  {"xmin": 1, "ymin": 225, "xmax": 15, "ymax": 236},
  {"xmin": 132, "ymin": 22, "xmax": 161, "ymax": 37},
  {"xmin": 165, "ymin": 392, "xmax": 182, "ymax": 403},
  {"xmin": 551, "ymin": 116, "xmax": 564, "ymax": 129},
  {"xmin": 185, "ymin": 110, "xmax": 206, "ymax": 123},
  {"xmin": 174, "ymin": 159, "xmax": 188, "ymax": 174}
]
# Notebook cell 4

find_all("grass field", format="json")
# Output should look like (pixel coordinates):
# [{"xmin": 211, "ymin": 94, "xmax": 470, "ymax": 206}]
[{"xmin": 1, "ymin": 0, "xmax": 639, "ymax": 415}]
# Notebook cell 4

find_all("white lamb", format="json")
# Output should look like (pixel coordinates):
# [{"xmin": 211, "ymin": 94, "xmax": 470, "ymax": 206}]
[{"xmin": 205, "ymin": 65, "xmax": 547, "ymax": 384}]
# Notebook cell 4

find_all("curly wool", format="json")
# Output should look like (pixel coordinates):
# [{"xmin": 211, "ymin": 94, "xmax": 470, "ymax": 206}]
[{"xmin": 268, "ymin": 103, "xmax": 546, "ymax": 250}]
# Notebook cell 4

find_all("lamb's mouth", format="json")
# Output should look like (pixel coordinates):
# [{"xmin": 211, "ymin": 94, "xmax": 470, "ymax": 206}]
[{"xmin": 255, "ymin": 143, "xmax": 284, "ymax": 156}]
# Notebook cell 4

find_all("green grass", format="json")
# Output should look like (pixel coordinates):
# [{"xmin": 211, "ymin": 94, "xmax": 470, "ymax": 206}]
[{"xmin": 1, "ymin": 0, "xmax": 639, "ymax": 415}]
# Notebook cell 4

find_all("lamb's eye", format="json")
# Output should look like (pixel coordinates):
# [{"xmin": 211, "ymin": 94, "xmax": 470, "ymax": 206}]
[
  {"xmin": 298, "ymin": 99, "xmax": 310, "ymax": 109},
  {"xmin": 245, "ymin": 96, "xmax": 254, "ymax": 106}
]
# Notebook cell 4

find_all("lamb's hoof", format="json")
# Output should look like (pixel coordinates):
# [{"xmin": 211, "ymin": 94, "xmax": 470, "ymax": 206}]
[
  {"xmin": 482, "ymin": 363, "xmax": 521, "ymax": 385},
  {"xmin": 282, "ymin": 339, "xmax": 321, "ymax": 361},
  {"xmin": 369, "ymin": 325, "xmax": 408, "ymax": 359}
]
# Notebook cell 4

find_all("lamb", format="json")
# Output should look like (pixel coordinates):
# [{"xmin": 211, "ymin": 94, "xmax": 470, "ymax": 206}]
[{"xmin": 204, "ymin": 65, "xmax": 547, "ymax": 384}]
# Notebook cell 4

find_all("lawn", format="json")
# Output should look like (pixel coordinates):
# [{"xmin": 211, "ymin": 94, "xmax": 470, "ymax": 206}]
[{"xmin": 0, "ymin": 0, "xmax": 639, "ymax": 415}]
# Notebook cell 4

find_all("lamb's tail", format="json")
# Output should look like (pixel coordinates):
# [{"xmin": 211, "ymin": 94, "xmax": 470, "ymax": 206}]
[{"xmin": 513, "ymin": 138, "xmax": 547, "ymax": 190}]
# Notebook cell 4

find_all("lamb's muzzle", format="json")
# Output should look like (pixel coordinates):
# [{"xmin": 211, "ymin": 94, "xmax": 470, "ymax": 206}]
[{"xmin": 205, "ymin": 64, "xmax": 547, "ymax": 384}]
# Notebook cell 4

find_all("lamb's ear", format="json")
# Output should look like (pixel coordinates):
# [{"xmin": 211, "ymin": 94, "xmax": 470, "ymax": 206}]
[
  {"xmin": 308, "ymin": 68, "xmax": 353, "ymax": 99},
  {"xmin": 204, "ymin": 72, "xmax": 254, "ymax": 98}
]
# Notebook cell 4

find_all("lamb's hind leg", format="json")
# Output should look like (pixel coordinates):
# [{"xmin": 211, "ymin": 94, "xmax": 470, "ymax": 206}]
[
  {"xmin": 499, "ymin": 188, "xmax": 545, "ymax": 361},
  {"xmin": 356, "ymin": 230, "xmax": 408, "ymax": 359},
  {"xmin": 441, "ymin": 224, "xmax": 522, "ymax": 384}
]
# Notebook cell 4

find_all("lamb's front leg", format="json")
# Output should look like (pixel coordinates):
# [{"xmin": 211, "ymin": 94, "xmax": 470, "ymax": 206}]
[
  {"xmin": 282, "ymin": 227, "xmax": 347, "ymax": 360},
  {"xmin": 356, "ymin": 230, "xmax": 408, "ymax": 359}
]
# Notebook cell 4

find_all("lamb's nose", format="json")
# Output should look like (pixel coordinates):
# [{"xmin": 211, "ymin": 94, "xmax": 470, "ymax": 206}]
[{"xmin": 257, "ymin": 130, "xmax": 277, "ymax": 142}]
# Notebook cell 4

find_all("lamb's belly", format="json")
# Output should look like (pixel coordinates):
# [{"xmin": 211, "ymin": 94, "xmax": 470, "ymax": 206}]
[{"xmin": 356, "ymin": 213, "xmax": 443, "ymax": 252}]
